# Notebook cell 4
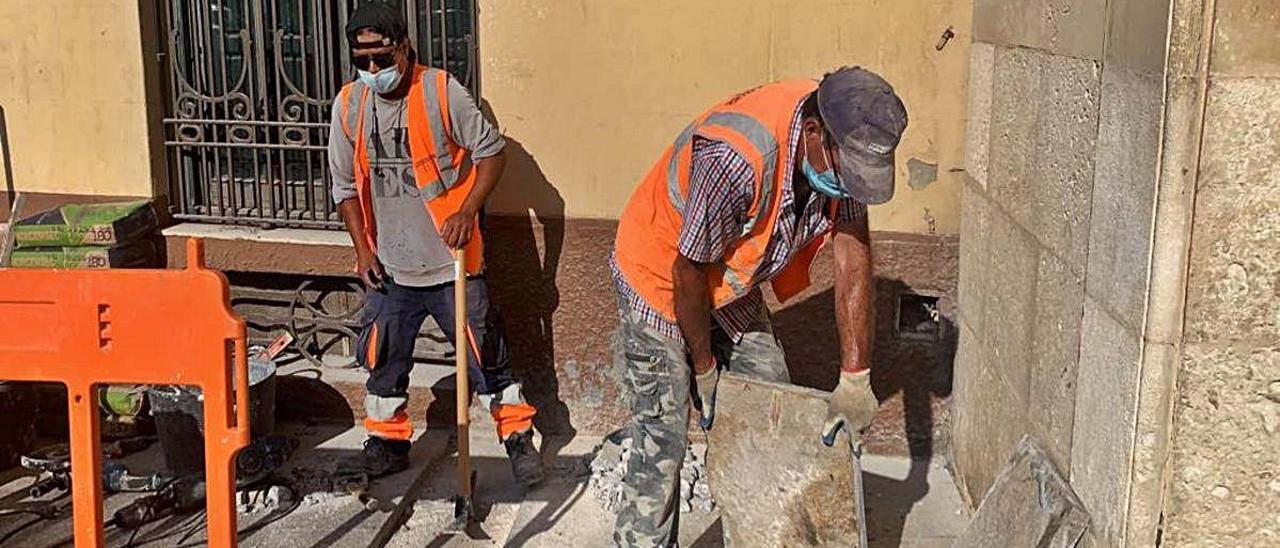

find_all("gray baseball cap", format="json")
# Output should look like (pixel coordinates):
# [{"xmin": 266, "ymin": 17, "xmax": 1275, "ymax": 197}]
[{"xmin": 816, "ymin": 67, "xmax": 908, "ymax": 204}]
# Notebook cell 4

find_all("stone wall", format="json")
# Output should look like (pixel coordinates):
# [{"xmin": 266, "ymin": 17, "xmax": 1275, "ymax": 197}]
[
  {"xmin": 959, "ymin": 0, "xmax": 1280, "ymax": 545},
  {"xmin": 955, "ymin": 0, "xmax": 1183, "ymax": 546},
  {"xmin": 1164, "ymin": 0, "xmax": 1280, "ymax": 544}
]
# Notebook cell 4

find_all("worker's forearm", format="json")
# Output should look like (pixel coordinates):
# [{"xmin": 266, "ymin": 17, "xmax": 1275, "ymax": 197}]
[
  {"xmin": 673, "ymin": 255, "xmax": 715, "ymax": 373},
  {"xmin": 833, "ymin": 216, "xmax": 874, "ymax": 373},
  {"xmin": 338, "ymin": 198, "xmax": 372, "ymax": 255},
  {"xmin": 459, "ymin": 150, "xmax": 506, "ymax": 215}
]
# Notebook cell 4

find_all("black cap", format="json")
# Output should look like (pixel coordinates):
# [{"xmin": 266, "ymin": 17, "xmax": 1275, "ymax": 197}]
[
  {"xmin": 816, "ymin": 67, "xmax": 908, "ymax": 204},
  {"xmin": 346, "ymin": 1, "xmax": 408, "ymax": 46}
]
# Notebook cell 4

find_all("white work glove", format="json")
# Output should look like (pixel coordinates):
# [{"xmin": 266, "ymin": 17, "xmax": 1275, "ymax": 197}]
[
  {"xmin": 821, "ymin": 370, "xmax": 879, "ymax": 447},
  {"xmin": 692, "ymin": 359, "xmax": 721, "ymax": 430}
]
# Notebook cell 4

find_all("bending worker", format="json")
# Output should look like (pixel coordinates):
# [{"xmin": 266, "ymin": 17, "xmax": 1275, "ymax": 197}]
[
  {"xmin": 328, "ymin": 2, "xmax": 543, "ymax": 486},
  {"xmin": 610, "ymin": 66, "xmax": 908, "ymax": 546}
]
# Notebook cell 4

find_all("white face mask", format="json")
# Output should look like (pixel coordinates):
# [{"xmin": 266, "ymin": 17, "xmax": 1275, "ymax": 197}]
[{"xmin": 358, "ymin": 67, "xmax": 402, "ymax": 94}]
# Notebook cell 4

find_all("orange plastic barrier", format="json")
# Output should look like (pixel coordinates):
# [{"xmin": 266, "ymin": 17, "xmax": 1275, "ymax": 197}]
[{"xmin": 0, "ymin": 238, "xmax": 249, "ymax": 547}]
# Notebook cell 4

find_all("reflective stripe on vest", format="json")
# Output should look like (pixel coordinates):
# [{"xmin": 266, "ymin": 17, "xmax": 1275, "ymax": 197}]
[
  {"xmin": 343, "ymin": 82, "xmax": 367, "ymax": 142},
  {"xmin": 723, "ymin": 269, "xmax": 749, "ymax": 296},
  {"xmin": 614, "ymin": 80, "xmax": 818, "ymax": 322},
  {"xmin": 342, "ymin": 69, "xmax": 467, "ymax": 199},
  {"xmin": 666, "ymin": 112, "xmax": 779, "ymax": 237},
  {"xmin": 666, "ymin": 123, "xmax": 696, "ymax": 213}
]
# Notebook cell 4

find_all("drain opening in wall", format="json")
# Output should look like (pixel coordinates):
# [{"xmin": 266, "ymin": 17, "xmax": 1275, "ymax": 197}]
[{"xmin": 896, "ymin": 293, "xmax": 940, "ymax": 342}]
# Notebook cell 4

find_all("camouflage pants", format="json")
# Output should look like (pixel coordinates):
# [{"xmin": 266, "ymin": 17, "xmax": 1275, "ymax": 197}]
[{"xmin": 613, "ymin": 298, "xmax": 788, "ymax": 548}]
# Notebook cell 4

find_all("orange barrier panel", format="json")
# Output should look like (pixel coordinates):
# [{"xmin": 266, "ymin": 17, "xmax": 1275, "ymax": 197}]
[{"xmin": 0, "ymin": 238, "xmax": 249, "ymax": 547}]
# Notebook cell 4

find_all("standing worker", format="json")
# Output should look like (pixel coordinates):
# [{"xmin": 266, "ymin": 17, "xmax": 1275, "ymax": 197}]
[
  {"xmin": 329, "ymin": 2, "xmax": 543, "ymax": 486},
  {"xmin": 610, "ymin": 67, "xmax": 907, "ymax": 546}
]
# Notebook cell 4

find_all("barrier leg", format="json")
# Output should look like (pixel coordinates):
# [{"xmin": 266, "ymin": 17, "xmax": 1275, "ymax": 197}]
[
  {"xmin": 205, "ymin": 336, "xmax": 249, "ymax": 547},
  {"xmin": 67, "ymin": 380, "xmax": 105, "ymax": 548}
]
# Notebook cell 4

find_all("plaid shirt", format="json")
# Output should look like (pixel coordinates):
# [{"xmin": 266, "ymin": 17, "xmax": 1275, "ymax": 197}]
[{"xmin": 612, "ymin": 101, "xmax": 867, "ymax": 342}]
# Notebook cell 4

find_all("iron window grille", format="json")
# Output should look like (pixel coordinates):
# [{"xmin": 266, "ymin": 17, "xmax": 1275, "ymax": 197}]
[{"xmin": 161, "ymin": 0, "xmax": 477, "ymax": 229}]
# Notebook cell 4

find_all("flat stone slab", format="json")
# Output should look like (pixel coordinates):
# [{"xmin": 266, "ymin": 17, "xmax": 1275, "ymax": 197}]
[
  {"xmin": 707, "ymin": 373, "xmax": 864, "ymax": 546},
  {"xmin": 951, "ymin": 435, "xmax": 1089, "ymax": 548}
]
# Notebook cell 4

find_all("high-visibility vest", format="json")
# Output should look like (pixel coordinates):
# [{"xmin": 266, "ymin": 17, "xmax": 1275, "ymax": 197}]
[
  {"xmin": 614, "ymin": 80, "xmax": 833, "ymax": 322},
  {"xmin": 338, "ymin": 65, "xmax": 484, "ymax": 274}
]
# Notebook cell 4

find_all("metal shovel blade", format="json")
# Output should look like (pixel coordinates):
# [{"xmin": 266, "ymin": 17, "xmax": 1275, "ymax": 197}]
[{"xmin": 445, "ymin": 470, "xmax": 478, "ymax": 534}]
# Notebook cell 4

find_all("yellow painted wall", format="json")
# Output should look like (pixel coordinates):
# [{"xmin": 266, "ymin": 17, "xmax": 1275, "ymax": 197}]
[
  {"xmin": 0, "ymin": 0, "xmax": 158, "ymax": 198},
  {"xmin": 481, "ymin": 0, "xmax": 972, "ymax": 235}
]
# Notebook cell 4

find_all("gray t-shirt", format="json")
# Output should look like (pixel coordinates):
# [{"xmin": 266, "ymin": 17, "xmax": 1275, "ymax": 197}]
[{"xmin": 329, "ymin": 73, "xmax": 504, "ymax": 287}]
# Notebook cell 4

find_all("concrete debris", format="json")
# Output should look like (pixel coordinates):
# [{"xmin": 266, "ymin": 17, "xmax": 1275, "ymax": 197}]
[
  {"xmin": 237, "ymin": 485, "xmax": 295, "ymax": 515},
  {"xmin": 266, "ymin": 485, "xmax": 294, "ymax": 508},
  {"xmin": 586, "ymin": 429, "xmax": 716, "ymax": 515},
  {"xmin": 301, "ymin": 491, "xmax": 340, "ymax": 507}
]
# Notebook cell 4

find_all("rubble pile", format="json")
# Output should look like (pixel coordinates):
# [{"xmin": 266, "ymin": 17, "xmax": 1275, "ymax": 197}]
[
  {"xmin": 586, "ymin": 430, "xmax": 716, "ymax": 515},
  {"xmin": 236, "ymin": 485, "xmax": 295, "ymax": 515}
]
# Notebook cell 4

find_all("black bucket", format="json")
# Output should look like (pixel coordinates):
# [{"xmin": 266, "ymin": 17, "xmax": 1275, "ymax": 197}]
[{"xmin": 149, "ymin": 357, "xmax": 277, "ymax": 476}]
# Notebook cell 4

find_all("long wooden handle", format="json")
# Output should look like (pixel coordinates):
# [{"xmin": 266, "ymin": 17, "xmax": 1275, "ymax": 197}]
[{"xmin": 454, "ymin": 248, "xmax": 471, "ymax": 499}]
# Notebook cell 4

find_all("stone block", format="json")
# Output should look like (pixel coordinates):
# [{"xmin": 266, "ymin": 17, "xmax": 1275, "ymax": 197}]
[
  {"xmin": 1030, "ymin": 52, "xmax": 1100, "ymax": 276},
  {"xmin": 965, "ymin": 42, "xmax": 995, "ymax": 190},
  {"xmin": 987, "ymin": 46, "xmax": 1099, "ymax": 273},
  {"xmin": 1124, "ymin": 340, "xmax": 1180, "ymax": 547},
  {"xmin": 1167, "ymin": 77, "xmax": 1280, "ymax": 545},
  {"xmin": 952, "ymin": 436, "xmax": 1090, "ymax": 548},
  {"xmin": 982, "ymin": 208, "xmax": 1036, "ymax": 403},
  {"xmin": 987, "ymin": 46, "xmax": 1040, "ymax": 232},
  {"xmin": 1028, "ymin": 251, "xmax": 1084, "ymax": 472},
  {"xmin": 1211, "ymin": 0, "xmax": 1280, "ymax": 77},
  {"xmin": 951, "ymin": 320, "xmax": 1029, "ymax": 507},
  {"xmin": 1069, "ymin": 298, "xmax": 1142, "ymax": 548},
  {"xmin": 1104, "ymin": 0, "xmax": 1175, "ymax": 74},
  {"xmin": 958, "ymin": 182, "xmax": 990, "ymax": 342},
  {"xmin": 706, "ymin": 373, "xmax": 862, "ymax": 547},
  {"xmin": 1086, "ymin": 66, "xmax": 1163, "ymax": 331},
  {"xmin": 1167, "ymin": 0, "xmax": 1209, "ymax": 78},
  {"xmin": 1183, "ymin": 79, "xmax": 1280, "ymax": 347},
  {"xmin": 972, "ymin": 0, "xmax": 1108, "ymax": 60},
  {"xmin": 1165, "ymin": 344, "xmax": 1280, "ymax": 545},
  {"xmin": 1145, "ymin": 74, "xmax": 1202, "ymax": 347}
]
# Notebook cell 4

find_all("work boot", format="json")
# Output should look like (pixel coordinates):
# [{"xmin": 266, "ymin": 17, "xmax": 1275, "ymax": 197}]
[
  {"xmin": 503, "ymin": 430, "xmax": 545, "ymax": 487},
  {"xmin": 360, "ymin": 436, "xmax": 410, "ymax": 478}
]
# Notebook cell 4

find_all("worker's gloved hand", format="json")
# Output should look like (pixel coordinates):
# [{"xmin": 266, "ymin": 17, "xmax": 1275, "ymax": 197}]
[
  {"xmin": 692, "ymin": 358, "xmax": 721, "ymax": 430},
  {"xmin": 821, "ymin": 369, "xmax": 879, "ymax": 447}
]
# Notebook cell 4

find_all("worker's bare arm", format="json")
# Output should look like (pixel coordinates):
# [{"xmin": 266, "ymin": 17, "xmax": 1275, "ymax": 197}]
[
  {"xmin": 832, "ymin": 213, "xmax": 873, "ymax": 373},
  {"xmin": 673, "ymin": 254, "xmax": 716, "ymax": 375},
  {"xmin": 338, "ymin": 198, "xmax": 383, "ymax": 289},
  {"xmin": 440, "ymin": 149, "xmax": 507, "ymax": 249}
]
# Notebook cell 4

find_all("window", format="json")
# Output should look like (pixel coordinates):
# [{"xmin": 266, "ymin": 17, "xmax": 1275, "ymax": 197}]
[{"xmin": 161, "ymin": 0, "xmax": 477, "ymax": 229}]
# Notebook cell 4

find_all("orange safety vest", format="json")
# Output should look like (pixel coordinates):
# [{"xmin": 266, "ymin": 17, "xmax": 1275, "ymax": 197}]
[
  {"xmin": 338, "ymin": 65, "xmax": 484, "ymax": 274},
  {"xmin": 614, "ymin": 80, "xmax": 833, "ymax": 322}
]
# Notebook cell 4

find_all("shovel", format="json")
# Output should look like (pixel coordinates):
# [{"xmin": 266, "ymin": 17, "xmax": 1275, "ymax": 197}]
[{"xmin": 447, "ymin": 248, "xmax": 477, "ymax": 533}]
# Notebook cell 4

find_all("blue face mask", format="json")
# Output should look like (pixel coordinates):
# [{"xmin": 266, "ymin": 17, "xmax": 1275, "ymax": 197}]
[
  {"xmin": 358, "ymin": 67, "xmax": 402, "ymax": 94},
  {"xmin": 802, "ymin": 140, "xmax": 851, "ymax": 198}
]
